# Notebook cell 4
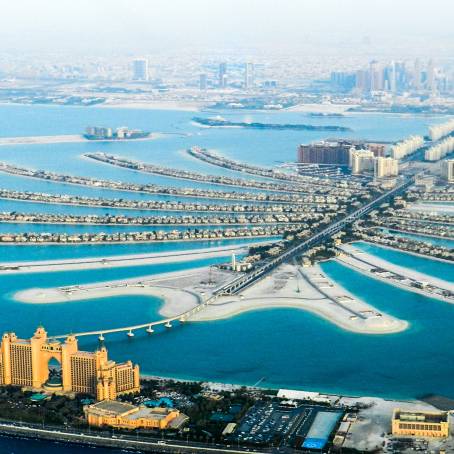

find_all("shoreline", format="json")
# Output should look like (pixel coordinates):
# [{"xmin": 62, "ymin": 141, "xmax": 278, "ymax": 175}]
[
  {"xmin": 0, "ymin": 132, "xmax": 164, "ymax": 147},
  {"xmin": 11, "ymin": 261, "xmax": 408, "ymax": 336},
  {"xmin": 354, "ymin": 240, "xmax": 454, "ymax": 265},
  {"xmin": 0, "ymin": 164, "xmax": 306, "ymax": 204},
  {"xmin": 0, "ymin": 195, "xmax": 306, "ymax": 213},
  {"xmin": 0, "ymin": 234, "xmax": 279, "ymax": 247},
  {"xmin": 0, "ymin": 243, "xmax": 257, "ymax": 274}
]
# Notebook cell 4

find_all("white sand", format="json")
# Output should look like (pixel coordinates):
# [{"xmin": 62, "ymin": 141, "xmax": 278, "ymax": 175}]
[
  {"xmin": 338, "ymin": 243, "xmax": 454, "ymax": 295},
  {"xmin": 0, "ymin": 133, "xmax": 163, "ymax": 146},
  {"xmin": 189, "ymin": 263, "xmax": 408, "ymax": 334},
  {"xmin": 0, "ymin": 244, "xmax": 249, "ymax": 274},
  {"xmin": 12, "ymin": 261, "xmax": 407, "ymax": 336},
  {"xmin": 407, "ymin": 202, "xmax": 454, "ymax": 214},
  {"xmin": 100, "ymin": 100, "xmax": 204, "ymax": 111}
]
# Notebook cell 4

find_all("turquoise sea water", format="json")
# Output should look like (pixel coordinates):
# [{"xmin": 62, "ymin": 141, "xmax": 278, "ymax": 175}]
[
  {"xmin": 0, "ymin": 237, "xmax": 272, "ymax": 262},
  {"xmin": 0, "ymin": 104, "xmax": 453, "ymax": 404},
  {"xmin": 353, "ymin": 241, "xmax": 454, "ymax": 279},
  {"xmin": 382, "ymin": 229, "xmax": 454, "ymax": 249}
]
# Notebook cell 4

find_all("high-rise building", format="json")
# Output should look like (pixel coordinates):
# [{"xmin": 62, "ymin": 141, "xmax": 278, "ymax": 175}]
[
  {"xmin": 426, "ymin": 59, "xmax": 435, "ymax": 93},
  {"xmin": 441, "ymin": 159, "xmax": 454, "ymax": 183},
  {"xmin": 414, "ymin": 59, "xmax": 421, "ymax": 90},
  {"xmin": 0, "ymin": 326, "xmax": 140, "ymax": 401},
  {"xmin": 298, "ymin": 140, "xmax": 385, "ymax": 166},
  {"xmin": 390, "ymin": 61, "xmax": 397, "ymax": 93},
  {"xmin": 199, "ymin": 73, "xmax": 207, "ymax": 90},
  {"xmin": 297, "ymin": 141, "xmax": 352, "ymax": 165},
  {"xmin": 355, "ymin": 69, "xmax": 369, "ymax": 93},
  {"xmin": 369, "ymin": 60, "xmax": 384, "ymax": 92},
  {"xmin": 374, "ymin": 157, "xmax": 399, "ymax": 179},
  {"xmin": 350, "ymin": 149, "xmax": 375, "ymax": 175},
  {"xmin": 132, "ymin": 58, "xmax": 149, "ymax": 81},
  {"xmin": 244, "ymin": 62, "xmax": 254, "ymax": 89},
  {"xmin": 219, "ymin": 62, "xmax": 227, "ymax": 88}
]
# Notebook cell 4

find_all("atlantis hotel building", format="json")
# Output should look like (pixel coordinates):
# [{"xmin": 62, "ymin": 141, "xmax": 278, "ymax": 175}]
[{"xmin": 0, "ymin": 326, "xmax": 140, "ymax": 401}]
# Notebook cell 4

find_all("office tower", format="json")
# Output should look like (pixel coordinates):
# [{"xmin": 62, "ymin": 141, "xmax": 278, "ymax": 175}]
[
  {"xmin": 0, "ymin": 326, "xmax": 140, "ymax": 401},
  {"xmin": 390, "ymin": 61, "xmax": 397, "ymax": 93},
  {"xmin": 427, "ymin": 59, "xmax": 435, "ymax": 93},
  {"xmin": 132, "ymin": 58, "xmax": 149, "ymax": 81},
  {"xmin": 355, "ymin": 69, "xmax": 369, "ymax": 93},
  {"xmin": 199, "ymin": 73, "xmax": 207, "ymax": 90},
  {"xmin": 244, "ymin": 62, "xmax": 254, "ymax": 89},
  {"xmin": 219, "ymin": 62, "xmax": 227, "ymax": 88},
  {"xmin": 374, "ymin": 157, "xmax": 399, "ymax": 178},
  {"xmin": 414, "ymin": 59, "xmax": 421, "ymax": 90},
  {"xmin": 441, "ymin": 159, "xmax": 454, "ymax": 183},
  {"xmin": 369, "ymin": 60, "xmax": 383, "ymax": 92},
  {"xmin": 331, "ymin": 71, "xmax": 356, "ymax": 92}
]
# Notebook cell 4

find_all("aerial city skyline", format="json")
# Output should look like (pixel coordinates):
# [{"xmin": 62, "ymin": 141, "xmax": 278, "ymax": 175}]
[{"xmin": 0, "ymin": 1, "xmax": 453, "ymax": 453}]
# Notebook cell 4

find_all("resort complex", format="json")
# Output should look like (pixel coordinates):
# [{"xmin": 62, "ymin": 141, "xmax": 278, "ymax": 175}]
[
  {"xmin": 0, "ymin": 4, "xmax": 454, "ymax": 451},
  {"xmin": 0, "ymin": 326, "xmax": 140, "ymax": 401}
]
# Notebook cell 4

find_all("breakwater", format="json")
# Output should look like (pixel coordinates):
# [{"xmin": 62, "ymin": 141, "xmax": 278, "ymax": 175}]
[{"xmin": 192, "ymin": 116, "xmax": 352, "ymax": 131}]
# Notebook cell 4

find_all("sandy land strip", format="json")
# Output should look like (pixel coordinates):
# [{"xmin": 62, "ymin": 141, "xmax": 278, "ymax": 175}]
[
  {"xmin": 352, "ymin": 240, "xmax": 454, "ymax": 265},
  {"xmin": 407, "ymin": 202, "xmax": 454, "ymax": 214},
  {"xmin": 189, "ymin": 262, "xmax": 408, "ymax": 334},
  {"xmin": 0, "ymin": 243, "xmax": 252, "ymax": 274},
  {"xmin": 284, "ymin": 103, "xmax": 358, "ymax": 113},
  {"xmin": 14, "ymin": 266, "xmax": 233, "ymax": 322},
  {"xmin": 100, "ymin": 100, "xmax": 204, "ymax": 111},
  {"xmin": 15, "ymin": 285, "xmax": 199, "ymax": 319},
  {"xmin": 12, "ymin": 260, "xmax": 407, "ymax": 335},
  {"xmin": 338, "ymin": 243, "xmax": 454, "ymax": 293},
  {"xmin": 0, "ymin": 133, "xmax": 164, "ymax": 146}
]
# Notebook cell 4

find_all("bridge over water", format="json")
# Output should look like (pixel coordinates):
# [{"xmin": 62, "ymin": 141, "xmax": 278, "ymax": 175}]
[{"xmin": 51, "ymin": 176, "xmax": 415, "ymax": 341}]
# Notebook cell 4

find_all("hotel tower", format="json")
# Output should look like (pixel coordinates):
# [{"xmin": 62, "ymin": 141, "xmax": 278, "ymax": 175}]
[{"xmin": 0, "ymin": 326, "xmax": 140, "ymax": 401}]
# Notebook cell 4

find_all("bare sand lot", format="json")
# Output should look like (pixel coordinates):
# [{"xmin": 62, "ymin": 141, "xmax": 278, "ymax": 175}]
[{"xmin": 14, "ymin": 261, "xmax": 408, "ymax": 335}]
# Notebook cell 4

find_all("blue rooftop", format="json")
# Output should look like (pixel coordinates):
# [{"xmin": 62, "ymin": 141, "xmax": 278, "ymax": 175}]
[{"xmin": 302, "ymin": 411, "xmax": 342, "ymax": 450}]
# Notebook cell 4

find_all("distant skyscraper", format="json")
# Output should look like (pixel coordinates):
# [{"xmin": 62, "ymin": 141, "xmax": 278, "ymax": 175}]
[
  {"xmin": 427, "ymin": 59, "xmax": 435, "ymax": 93},
  {"xmin": 355, "ymin": 69, "xmax": 369, "ymax": 93},
  {"xmin": 414, "ymin": 58, "xmax": 421, "ymax": 90},
  {"xmin": 219, "ymin": 62, "xmax": 227, "ymax": 88},
  {"xmin": 132, "ymin": 58, "xmax": 149, "ymax": 81},
  {"xmin": 199, "ymin": 73, "xmax": 207, "ymax": 90},
  {"xmin": 390, "ymin": 61, "xmax": 397, "ymax": 93},
  {"xmin": 369, "ymin": 60, "xmax": 383, "ymax": 92},
  {"xmin": 244, "ymin": 62, "xmax": 254, "ymax": 89}
]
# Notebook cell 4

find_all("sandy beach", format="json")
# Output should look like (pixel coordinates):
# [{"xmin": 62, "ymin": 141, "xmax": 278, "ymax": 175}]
[
  {"xmin": 0, "ymin": 133, "xmax": 163, "ymax": 146},
  {"xmin": 337, "ymin": 243, "xmax": 454, "ymax": 301},
  {"xmin": 0, "ymin": 243, "xmax": 250, "ymax": 274},
  {"xmin": 100, "ymin": 100, "xmax": 205, "ymax": 111},
  {"xmin": 12, "ymin": 259, "xmax": 407, "ymax": 336},
  {"xmin": 190, "ymin": 262, "xmax": 408, "ymax": 334},
  {"xmin": 407, "ymin": 202, "xmax": 454, "ymax": 214}
]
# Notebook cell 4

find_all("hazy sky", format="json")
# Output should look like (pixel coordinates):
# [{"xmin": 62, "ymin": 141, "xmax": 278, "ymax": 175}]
[{"xmin": 1, "ymin": 0, "xmax": 453, "ymax": 56}]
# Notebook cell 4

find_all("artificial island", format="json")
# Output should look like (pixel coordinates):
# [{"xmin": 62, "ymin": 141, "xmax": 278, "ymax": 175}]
[{"xmin": 0, "ymin": 116, "xmax": 453, "ymax": 454}]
